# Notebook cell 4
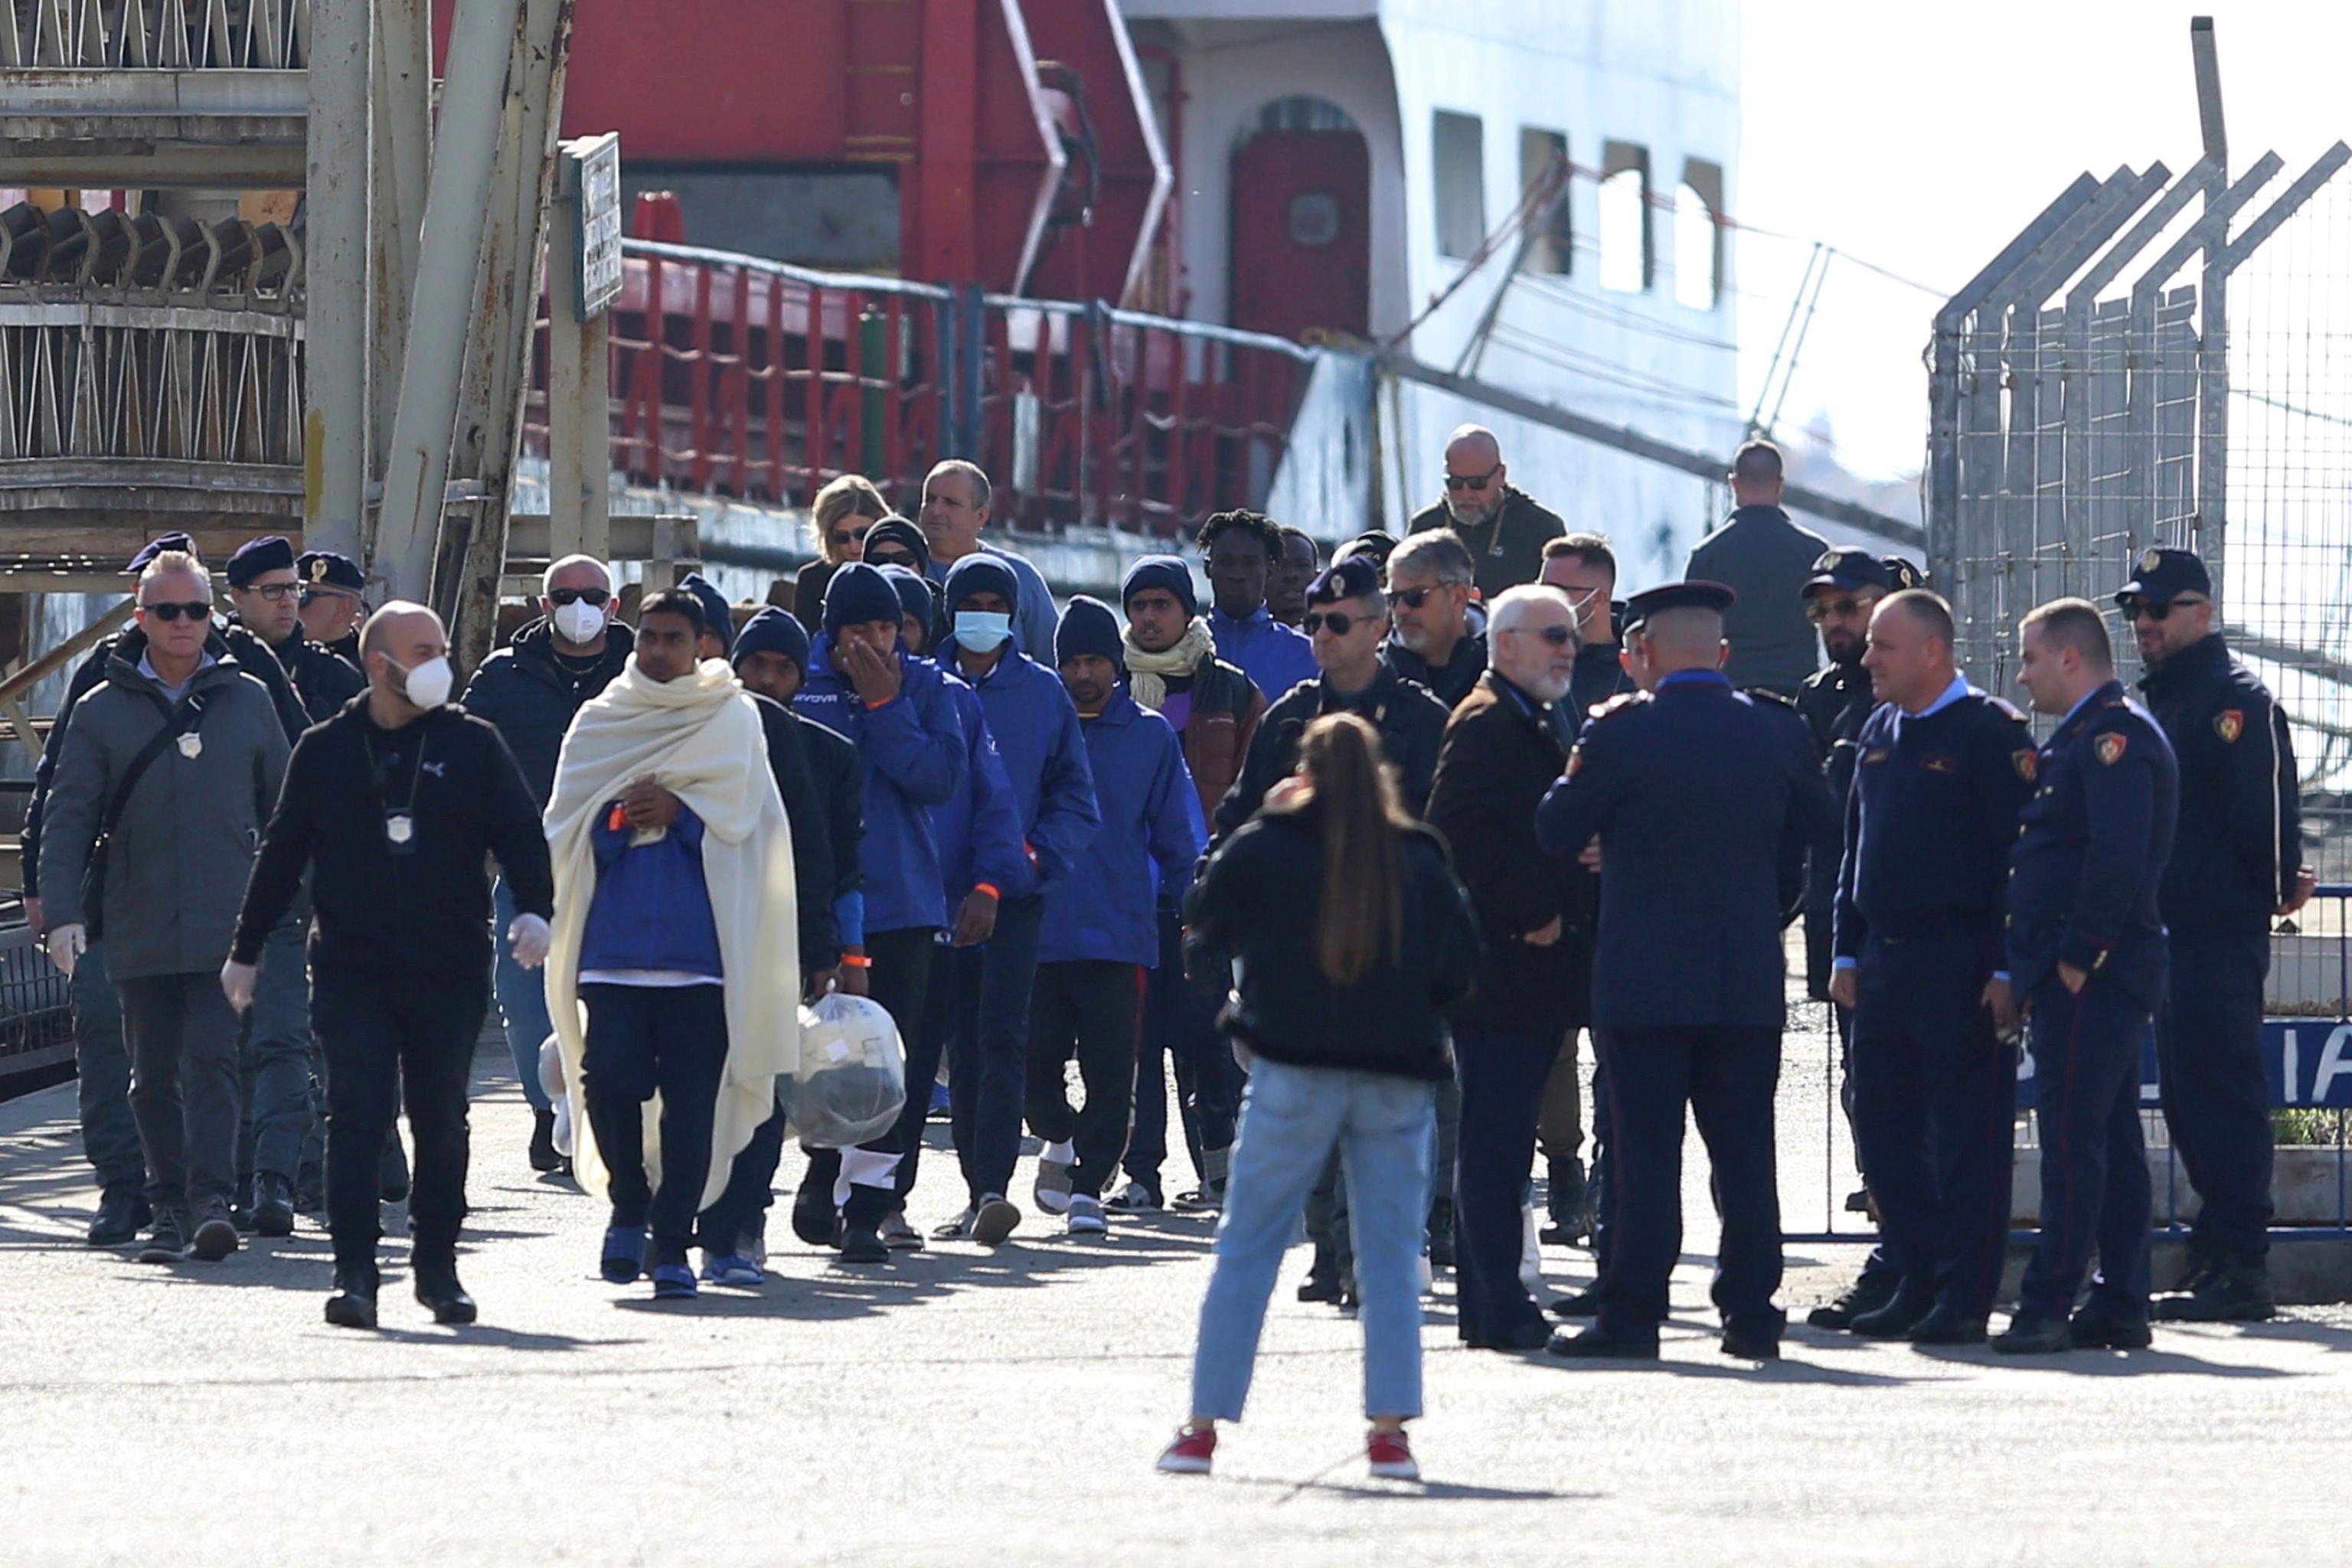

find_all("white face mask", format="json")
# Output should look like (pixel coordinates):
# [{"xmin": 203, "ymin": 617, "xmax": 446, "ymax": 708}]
[
  {"xmin": 390, "ymin": 654, "xmax": 454, "ymax": 710},
  {"xmin": 552, "ymin": 597, "xmax": 607, "ymax": 645}
]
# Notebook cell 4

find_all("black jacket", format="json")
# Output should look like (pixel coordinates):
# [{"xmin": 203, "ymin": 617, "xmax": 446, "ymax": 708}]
[
  {"xmin": 2138, "ymin": 633, "xmax": 2301, "ymax": 938},
  {"xmin": 232, "ymin": 696, "xmax": 553, "ymax": 981},
  {"xmin": 458, "ymin": 617, "xmax": 636, "ymax": 808},
  {"xmin": 1213, "ymin": 664, "xmax": 1452, "ymax": 843},
  {"xmin": 795, "ymin": 710, "xmax": 865, "ymax": 913},
  {"xmin": 232, "ymin": 616, "xmax": 366, "ymax": 723},
  {"xmin": 1425, "ymin": 671, "xmax": 1592, "ymax": 1034},
  {"xmin": 750, "ymin": 693, "xmax": 840, "ymax": 971},
  {"xmin": 1569, "ymin": 637, "xmax": 1635, "ymax": 722},
  {"xmin": 21, "ymin": 619, "xmax": 307, "ymax": 899},
  {"xmin": 1407, "ymin": 485, "xmax": 1566, "ymax": 600},
  {"xmin": 1685, "ymin": 505, "xmax": 1831, "ymax": 695},
  {"xmin": 1384, "ymin": 632, "xmax": 1486, "ymax": 710},
  {"xmin": 1795, "ymin": 655, "xmax": 1874, "ymax": 997},
  {"xmin": 1184, "ymin": 807, "xmax": 1476, "ymax": 1082}
]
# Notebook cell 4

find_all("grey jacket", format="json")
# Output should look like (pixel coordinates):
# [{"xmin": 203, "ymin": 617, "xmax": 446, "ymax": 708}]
[
  {"xmin": 39, "ymin": 651, "xmax": 290, "ymax": 980},
  {"xmin": 1685, "ymin": 505, "xmax": 1831, "ymax": 696}
]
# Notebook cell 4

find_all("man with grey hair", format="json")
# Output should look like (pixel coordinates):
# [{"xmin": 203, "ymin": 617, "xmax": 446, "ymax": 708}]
[
  {"xmin": 919, "ymin": 459, "xmax": 1057, "ymax": 662},
  {"xmin": 459, "ymin": 551, "xmax": 635, "ymax": 1173},
  {"xmin": 1406, "ymin": 423, "xmax": 1566, "ymax": 599},
  {"xmin": 40, "ymin": 550, "xmax": 292, "ymax": 1266},
  {"xmin": 1383, "ymin": 529, "xmax": 1485, "ymax": 708}
]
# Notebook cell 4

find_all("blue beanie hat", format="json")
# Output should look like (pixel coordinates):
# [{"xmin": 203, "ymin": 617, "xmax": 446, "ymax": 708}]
[
  {"xmin": 1055, "ymin": 595, "xmax": 1124, "ymax": 671},
  {"xmin": 128, "ymin": 531, "xmax": 198, "ymax": 573},
  {"xmin": 733, "ymin": 605, "xmax": 810, "ymax": 674},
  {"xmin": 1120, "ymin": 555, "xmax": 1197, "ymax": 619},
  {"xmin": 680, "ymin": 572, "xmax": 733, "ymax": 655},
  {"xmin": 823, "ymin": 560, "xmax": 903, "ymax": 633},
  {"xmin": 942, "ymin": 552, "xmax": 1020, "ymax": 616},
  {"xmin": 879, "ymin": 564, "xmax": 936, "ymax": 628}
]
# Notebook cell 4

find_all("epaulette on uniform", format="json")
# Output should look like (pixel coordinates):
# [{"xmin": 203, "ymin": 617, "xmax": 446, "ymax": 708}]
[
  {"xmin": 1746, "ymin": 688, "xmax": 1798, "ymax": 709},
  {"xmin": 1988, "ymin": 695, "xmax": 2029, "ymax": 723},
  {"xmin": 1587, "ymin": 691, "xmax": 1646, "ymax": 722}
]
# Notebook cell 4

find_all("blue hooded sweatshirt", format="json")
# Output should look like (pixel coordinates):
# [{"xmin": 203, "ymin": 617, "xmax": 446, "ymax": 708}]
[
  {"xmin": 930, "ymin": 672, "xmax": 1032, "ymax": 902},
  {"xmin": 1039, "ymin": 686, "xmax": 1204, "ymax": 968},
  {"xmin": 792, "ymin": 635, "xmax": 966, "ymax": 933},
  {"xmin": 933, "ymin": 638, "xmax": 1100, "ymax": 897}
]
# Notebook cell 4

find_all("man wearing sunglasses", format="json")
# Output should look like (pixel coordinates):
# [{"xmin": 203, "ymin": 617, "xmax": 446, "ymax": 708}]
[
  {"xmin": 39, "ymin": 550, "xmax": 292, "ymax": 1269},
  {"xmin": 296, "ymin": 549, "xmax": 368, "ymax": 664},
  {"xmin": 1383, "ymin": 530, "xmax": 1485, "ymax": 709},
  {"xmin": 1685, "ymin": 439, "xmax": 1831, "ymax": 697},
  {"xmin": 1406, "ymin": 424, "xmax": 1564, "ymax": 600},
  {"xmin": 2122, "ymin": 547, "xmax": 2311, "ymax": 1325},
  {"xmin": 460, "ymin": 553, "xmax": 635, "ymax": 1174},
  {"xmin": 227, "ymin": 536, "xmax": 365, "ymax": 724}
]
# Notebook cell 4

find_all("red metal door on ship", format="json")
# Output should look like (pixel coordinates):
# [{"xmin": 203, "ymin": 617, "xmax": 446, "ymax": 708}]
[{"xmin": 1229, "ymin": 129, "xmax": 1370, "ymax": 342}]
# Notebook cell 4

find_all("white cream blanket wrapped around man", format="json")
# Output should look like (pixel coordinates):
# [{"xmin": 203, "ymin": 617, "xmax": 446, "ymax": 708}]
[{"xmin": 542, "ymin": 658, "xmax": 799, "ymax": 1209}]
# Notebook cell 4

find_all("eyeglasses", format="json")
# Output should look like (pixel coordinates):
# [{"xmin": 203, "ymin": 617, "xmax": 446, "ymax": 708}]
[
  {"xmin": 1443, "ymin": 466, "xmax": 1502, "ymax": 493},
  {"xmin": 1303, "ymin": 610, "xmax": 1377, "ymax": 637},
  {"xmin": 1501, "ymin": 624, "xmax": 1576, "ymax": 647},
  {"xmin": 1805, "ymin": 596, "xmax": 1873, "ymax": 623},
  {"xmin": 141, "ymin": 600, "xmax": 211, "ymax": 622},
  {"xmin": 299, "ymin": 587, "xmax": 357, "ymax": 606},
  {"xmin": 246, "ymin": 581, "xmax": 299, "ymax": 602},
  {"xmin": 869, "ymin": 550, "xmax": 917, "ymax": 570},
  {"xmin": 829, "ymin": 530, "xmax": 863, "ymax": 547},
  {"xmin": 1391, "ymin": 585, "xmax": 1452, "ymax": 609},
  {"xmin": 548, "ymin": 586, "xmax": 611, "ymax": 607},
  {"xmin": 2126, "ymin": 595, "xmax": 2207, "ymax": 622}
]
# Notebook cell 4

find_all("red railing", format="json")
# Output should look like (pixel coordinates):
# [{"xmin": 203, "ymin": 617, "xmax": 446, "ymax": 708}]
[{"xmin": 522, "ymin": 239, "xmax": 1315, "ymax": 538}]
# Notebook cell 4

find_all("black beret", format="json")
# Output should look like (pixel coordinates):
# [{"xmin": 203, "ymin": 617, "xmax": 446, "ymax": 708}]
[
  {"xmin": 127, "ymin": 531, "xmax": 198, "ymax": 573},
  {"xmin": 226, "ymin": 535, "xmax": 296, "ymax": 587}
]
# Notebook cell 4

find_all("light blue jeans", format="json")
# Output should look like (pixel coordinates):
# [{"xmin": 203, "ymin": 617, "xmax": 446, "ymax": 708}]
[
  {"xmin": 1190, "ymin": 1056, "xmax": 1436, "ymax": 1422},
  {"xmin": 492, "ymin": 878, "xmax": 553, "ymax": 1112}
]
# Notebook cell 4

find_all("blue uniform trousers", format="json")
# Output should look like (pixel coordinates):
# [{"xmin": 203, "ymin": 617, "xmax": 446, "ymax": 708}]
[
  {"xmin": 1597, "ymin": 1024, "xmax": 1785, "ymax": 1341},
  {"xmin": 1849, "ymin": 933, "xmax": 2016, "ymax": 1318},
  {"xmin": 2158, "ymin": 929, "xmax": 2273, "ymax": 1265},
  {"xmin": 2017, "ymin": 975, "xmax": 2151, "ymax": 1321}
]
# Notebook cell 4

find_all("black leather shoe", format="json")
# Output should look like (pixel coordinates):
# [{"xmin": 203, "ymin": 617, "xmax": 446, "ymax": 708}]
[
  {"xmin": 135, "ymin": 1209, "xmax": 188, "ymax": 1264},
  {"xmin": 414, "ymin": 1268, "xmax": 478, "ymax": 1325},
  {"xmin": 1906, "ymin": 1305, "xmax": 1990, "ymax": 1345},
  {"xmin": 1425, "ymin": 1198, "xmax": 1456, "ymax": 1269},
  {"xmin": 325, "ymin": 1272, "xmax": 380, "ymax": 1329},
  {"xmin": 1720, "ymin": 1327, "xmax": 1782, "ymax": 1361},
  {"xmin": 1546, "ymin": 1325, "xmax": 1659, "ymax": 1360},
  {"xmin": 1465, "ymin": 1319, "xmax": 1553, "ymax": 1352},
  {"xmin": 1806, "ymin": 1269, "xmax": 1899, "ymax": 1331},
  {"xmin": 790, "ymin": 1181, "xmax": 841, "ymax": 1247},
  {"xmin": 187, "ymin": 1200, "xmax": 240, "ymax": 1262},
  {"xmin": 250, "ymin": 1173, "xmax": 296, "ymax": 1238},
  {"xmin": 1547, "ymin": 1282, "xmax": 1603, "ymax": 1318},
  {"xmin": 1991, "ymin": 1313, "xmax": 2073, "ymax": 1354},
  {"xmin": 1849, "ymin": 1283, "xmax": 1936, "ymax": 1338},
  {"xmin": 87, "ymin": 1191, "xmax": 149, "ymax": 1247},
  {"xmin": 2151, "ymin": 1261, "xmax": 2274, "ymax": 1323},
  {"xmin": 529, "ymin": 1108, "xmax": 564, "ymax": 1174},
  {"xmin": 2066, "ymin": 1311, "xmax": 2152, "ymax": 1350},
  {"xmin": 837, "ymin": 1222, "xmax": 889, "ymax": 1264},
  {"xmin": 1296, "ymin": 1272, "xmax": 1341, "ymax": 1304}
]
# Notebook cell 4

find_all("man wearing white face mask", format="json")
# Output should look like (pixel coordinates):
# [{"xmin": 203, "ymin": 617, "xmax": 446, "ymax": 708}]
[
  {"xmin": 460, "ymin": 554, "xmax": 635, "ymax": 1174},
  {"xmin": 227, "ymin": 602, "xmax": 554, "ymax": 1328}
]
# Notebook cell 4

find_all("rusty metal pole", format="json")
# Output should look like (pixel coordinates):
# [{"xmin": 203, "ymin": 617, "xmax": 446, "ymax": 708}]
[{"xmin": 303, "ymin": 0, "xmax": 371, "ymax": 559}]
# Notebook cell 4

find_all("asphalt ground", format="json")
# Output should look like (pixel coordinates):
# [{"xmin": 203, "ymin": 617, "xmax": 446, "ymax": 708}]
[{"xmin": 3, "ymin": 987, "xmax": 2347, "ymax": 1566}]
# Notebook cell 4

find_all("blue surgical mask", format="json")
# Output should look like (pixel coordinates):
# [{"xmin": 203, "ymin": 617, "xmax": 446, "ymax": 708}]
[{"xmin": 954, "ymin": 611, "xmax": 1012, "ymax": 653}]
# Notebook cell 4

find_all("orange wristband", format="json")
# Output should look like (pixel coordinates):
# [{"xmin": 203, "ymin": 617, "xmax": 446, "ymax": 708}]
[
  {"xmin": 840, "ymin": 954, "xmax": 872, "ymax": 970},
  {"xmin": 972, "ymin": 883, "xmax": 1001, "ymax": 901}
]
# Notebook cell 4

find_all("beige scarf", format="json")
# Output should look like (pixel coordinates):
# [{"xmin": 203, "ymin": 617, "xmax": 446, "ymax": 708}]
[
  {"xmin": 542, "ymin": 658, "xmax": 800, "ymax": 1210},
  {"xmin": 1124, "ymin": 616, "xmax": 1219, "ymax": 711}
]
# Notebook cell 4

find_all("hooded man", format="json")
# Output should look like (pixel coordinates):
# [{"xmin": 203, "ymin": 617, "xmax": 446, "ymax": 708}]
[
  {"xmin": 543, "ymin": 590, "xmax": 801, "ymax": 1303},
  {"xmin": 1027, "ymin": 598, "xmax": 1203, "ymax": 1234}
]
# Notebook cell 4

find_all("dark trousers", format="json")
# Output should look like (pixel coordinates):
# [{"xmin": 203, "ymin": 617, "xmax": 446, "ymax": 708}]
[
  {"xmin": 119, "ymin": 972, "xmax": 243, "ymax": 1213},
  {"xmin": 1453, "ymin": 1024, "xmax": 1555, "ymax": 1341},
  {"xmin": 1125, "ymin": 907, "xmax": 1240, "ymax": 1193},
  {"xmin": 70, "ymin": 939, "xmax": 144, "ymax": 1197},
  {"xmin": 580, "ymin": 982, "xmax": 729, "ymax": 1270},
  {"xmin": 944, "ymin": 892, "xmax": 1044, "ymax": 1204},
  {"xmin": 701, "ymin": 1101, "xmax": 786, "ymax": 1253},
  {"xmin": 2158, "ymin": 930, "xmax": 2273, "ymax": 1265},
  {"xmin": 237, "ymin": 916, "xmax": 315, "ymax": 1184},
  {"xmin": 1598, "ymin": 1024, "xmax": 1784, "ymax": 1340},
  {"xmin": 825, "ymin": 926, "xmax": 933, "ymax": 1216},
  {"xmin": 312, "ymin": 967, "xmax": 488, "ymax": 1278},
  {"xmin": 1024, "ymin": 959, "xmax": 1145, "ymax": 1198},
  {"xmin": 1588, "ymin": 1040, "xmax": 1615, "ymax": 1271},
  {"xmin": 1536, "ymin": 1030, "xmax": 1583, "ymax": 1212},
  {"xmin": 1849, "ymin": 934, "xmax": 2016, "ymax": 1318},
  {"xmin": 2017, "ymin": 975, "xmax": 2152, "ymax": 1321}
]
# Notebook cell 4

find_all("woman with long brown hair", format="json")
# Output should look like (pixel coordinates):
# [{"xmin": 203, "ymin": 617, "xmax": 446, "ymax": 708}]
[{"xmin": 1158, "ymin": 712, "xmax": 1477, "ymax": 1482}]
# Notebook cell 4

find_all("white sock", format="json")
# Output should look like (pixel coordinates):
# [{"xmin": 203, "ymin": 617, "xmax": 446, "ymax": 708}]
[{"xmin": 1043, "ymin": 1139, "xmax": 1076, "ymax": 1165}]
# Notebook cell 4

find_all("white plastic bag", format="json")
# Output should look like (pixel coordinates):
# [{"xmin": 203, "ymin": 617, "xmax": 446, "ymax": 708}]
[
  {"xmin": 537, "ymin": 1034, "xmax": 575, "ymax": 1158},
  {"xmin": 789, "ymin": 993, "xmax": 906, "ymax": 1148}
]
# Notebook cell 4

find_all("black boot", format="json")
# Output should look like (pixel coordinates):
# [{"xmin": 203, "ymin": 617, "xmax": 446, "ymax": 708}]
[
  {"xmin": 1848, "ymin": 1281, "xmax": 1936, "ymax": 1338},
  {"xmin": 1806, "ymin": 1267, "xmax": 1899, "ymax": 1330},
  {"xmin": 187, "ymin": 1197, "xmax": 241, "ymax": 1262},
  {"xmin": 325, "ymin": 1269, "xmax": 381, "ymax": 1329},
  {"xmin": 837, "ymin": 1184, "xmax": 891, "ymax": 1265},
  {"xmin": 1426, "ymin": 1197, "xmax": 1456, "ymax": 1270},
  {"xmin": 2152, "ymin": 1259, "xmax": 2275, "ymax": 1322},
  {"xmin": 413, "ymin": 1259, "xmax": 478, "ymax": 1325},
  {"xmin": 250, "ymin": 1173, "xmax": 296, "ymax": 1238},
  {"xmin": 87, "ymin": 1189, "xmax": 149, "ymax": 1247},
  {"xmin": 1547, "ymin": 1282, "xmax": 1603, "ymax": 1318},
  {"xmin": 1906, "ymin": 1305, "xmax": 1990, "ymax": 1345},
  {"xmin": 1297, "ymin": 1236, "xmax": 1341, "ymax": 1302},
  {"xmin": 1541, "ymin": 1158, "xmax": 1589, "ymax": 1246},
  {"xmin": 529, "ymin": 1107, "xmax": 563, "ymax": 1174},
  {"xmin": 135, "ymin": 1207, "xmax": 188, "ymax": 1264},
  {"xmin": 1991, "ymin": 1312, "xmax": 2073, "ymax": 1354}
]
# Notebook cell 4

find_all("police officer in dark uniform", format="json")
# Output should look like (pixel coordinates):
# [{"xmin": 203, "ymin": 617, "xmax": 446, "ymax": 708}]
[
  {"xmin": 296, "ymin": 549, "xmax": 369, "ymax": 666},
  {"xmin": 226, "ymin": 536, "xmax": 366, "ymax": 722},
  {"xmin": 2119, "ymin": 548, "xmax": 2308, "ymax": 1322},
  {"xmin": 1825, "ymin": 590, "xmax": 2037, "ymax": 1344},
  {"xmin": 1996, "ymin": 597, "xmax": 2177, "ymax": 1354},
  {"xmin": 1536, "ymin": 581, "xmax": 1836, "ymax": 1361}
]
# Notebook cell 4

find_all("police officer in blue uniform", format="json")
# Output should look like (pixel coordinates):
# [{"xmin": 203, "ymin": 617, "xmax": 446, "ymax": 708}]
[
  {"xmin": 2119, "ymin": 548, "xmax": 2309, "ymax": 1322},
  {"xmin": 1824, "ymin": 590, "xmax": 2037, "ymax": 1344},
  {"xmin": 1536, "ymin": 581, "xmax": 1836, "ymax": 1361},
  {"xmin": 1996, "ymin": 598, "xmax": 2177, "ymax": 1354}
]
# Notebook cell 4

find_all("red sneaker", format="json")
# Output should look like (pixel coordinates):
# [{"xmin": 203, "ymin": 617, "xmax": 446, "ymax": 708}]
[
  {"xmin": 1367, "ymin": 1429, "xmax": 1419, "ymax": 1481},
  {"xmin": 1156, "ymin": 1425, "xmax": 1216, "ymax": 1475}
]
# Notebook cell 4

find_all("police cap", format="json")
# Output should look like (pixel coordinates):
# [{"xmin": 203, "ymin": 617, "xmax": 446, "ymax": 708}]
[
  {"xmin": 1625, "ymin": 579, "xmax": 1737, "ymax": 629},
  {"xmin": 1802, "ymin": 547, "xmax": 1895, "ymax": 598},
  {"xmin": 2115, "ymin": 547, "xmax": 2210, "ymax": 609},
  {"xmin": 1306, "ymin": 554, "xmax": 1383, "ymax": 606}
]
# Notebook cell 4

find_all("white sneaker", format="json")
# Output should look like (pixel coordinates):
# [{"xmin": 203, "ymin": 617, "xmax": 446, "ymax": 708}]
[
  {"xmin": 1067, "ymin": 1194, "xmax": 1107, "ymax": 1235},
  {"xmin": 1034, "ymin": 1158, "xmax": 1075, "ymax": 1216}
]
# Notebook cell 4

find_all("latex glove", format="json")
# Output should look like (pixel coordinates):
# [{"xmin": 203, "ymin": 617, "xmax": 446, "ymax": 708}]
[
  {"xmin": 220, "ymin": 959, "xmax": 259, "ymax": 1014},
  {"xmin": 508, "ymin": 913, "xmax": 552, "ymax": 970},
  {"xmin": 44, "ymin": 923, "xmax": 86, "ymax": 979}
]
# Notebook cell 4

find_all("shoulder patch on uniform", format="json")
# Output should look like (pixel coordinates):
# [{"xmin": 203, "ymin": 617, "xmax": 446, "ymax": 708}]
[
  {"xmin": 2215, "ymin": 708, "xmax": 2245, "ymax": 743},
  {"xmin": 1987, "ymin": 695, "xmax": 2029, "ymax": 723},
  {"xmin": 1747, "ymin": 688, "xmax": 1798, "ymax": 709},
  {"xmin": 1862, "ymin": 746, "xmax": 1891, "ymax": 766},
  {"xmin": 2101, "ymin": 693, "xmax": 2129, "ymax": 708},
  {"xmin": 1587, "ymin": 691, "xmax": 1645, "ymax": 722},
  {"xmin": 2095, "ymin": 732, "xmax": 2128, "ymax": 766},
  {"xmin": 2013, "ymin": 749, "xmax": 2038, "ymax": 783},
  {"xmin": 1565, "ymin": 746, "xmax": 1585, "ymax": 778}
]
